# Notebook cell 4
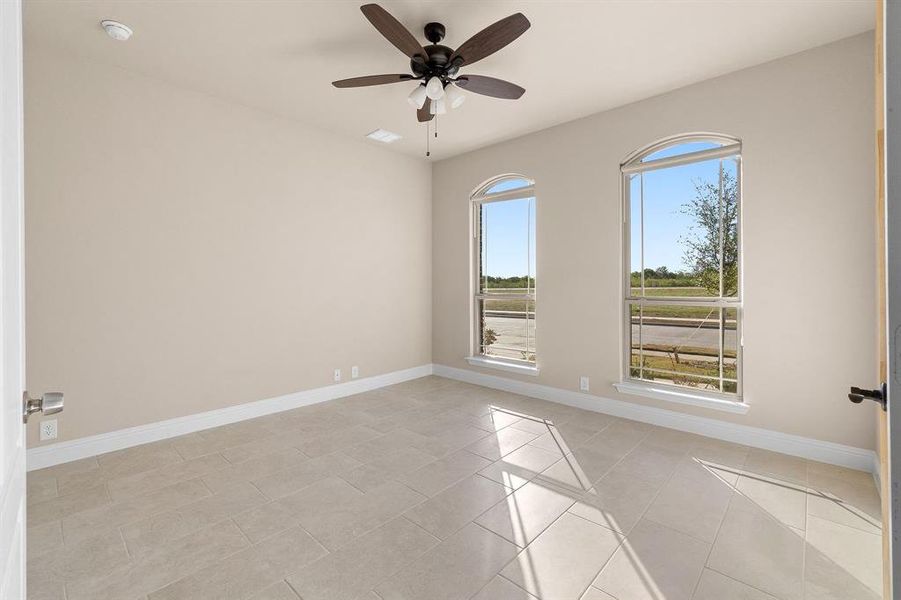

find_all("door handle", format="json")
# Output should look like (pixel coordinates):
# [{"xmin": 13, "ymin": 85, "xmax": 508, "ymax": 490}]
[
  {"xmin": 23, "ymin": 391, "xmax": 64, "ymax": 423},
  {"xmin": 848, "ymin": 383, "xmax": 887, "ymax": 411}
]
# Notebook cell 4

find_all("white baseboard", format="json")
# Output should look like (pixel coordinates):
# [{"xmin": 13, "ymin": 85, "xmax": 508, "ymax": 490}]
[
  {"xmin": 27, "ymin": 364, "xmax": 435, "ymax": 471},
  {"xmin": 433, "ymin": 364, "xmax": 877, "ymax": 473}
]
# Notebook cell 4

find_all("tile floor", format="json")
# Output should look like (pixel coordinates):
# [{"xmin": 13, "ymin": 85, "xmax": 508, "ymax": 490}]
[{"xmin": 26, "ymin": 376, "xmax": 883, "ymax": 600}]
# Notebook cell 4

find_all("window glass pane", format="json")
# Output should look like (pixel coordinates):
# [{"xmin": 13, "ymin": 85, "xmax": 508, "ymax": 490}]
[
  {"xmin": 631, "ymin": 303, "xmax": 725, "ymax": 392},
  {"xmin": 722, "ymin": 158, "xmax": 739, "ymax": 298},
  {"xmin": 479, "ymin": 298, "xmax": 535, "ymax": 362},
  {"xmin": 641, "ymin": 140, "xmax": 722, "ymax": 162},
  {"xmin": 722, "ymin": 307, "xmax": 738, "ymax": 393},
  {"xmin": 484, "ymin": 177, "xmax": 532, "ymax": 195},
  {"xmin": 641, "ymin": 157, "xmax": 722, "ymax": 298},
  {"xmin": 629, "ymin": 303, "xmax": 642, "ymax": 379},
  {"xmin": 480, "ymin": 198, "xmax": 535, "ymax": 294},
  {"xmin": 629, "ymin": 175, "xmax": 642, "ymax": 296}
]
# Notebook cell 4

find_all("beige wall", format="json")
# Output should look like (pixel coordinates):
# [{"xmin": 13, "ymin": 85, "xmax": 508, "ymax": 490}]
[
  {"xmin": 433, "ymin": 33, "xmax": 879, "ymax": 450},
  {"xmin": 24, "ymin": 52, "xmax": 431, "ymax": 447}
]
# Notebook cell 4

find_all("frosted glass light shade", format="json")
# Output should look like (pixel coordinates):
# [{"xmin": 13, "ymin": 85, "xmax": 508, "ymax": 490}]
[
  {"xmin": 425, "ymin": 77, "xmax": 445, "ymax": 100},
  {"xmin": 407, "ymin": 84, "xmax": 427, "ymax": 109},
  {"xmin": 444, "ymin": 83, "xmax": 466, "ymax": 109}
]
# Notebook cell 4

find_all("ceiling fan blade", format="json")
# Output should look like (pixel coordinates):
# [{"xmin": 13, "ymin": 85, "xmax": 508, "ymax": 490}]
[
  {"xmin": 332, "ymin": 74, "xmax": 414, "ymax": 88},
  {"xmin": 360, "ymin": 4, "xmax": 428, "ymax": 62},
  {"xmin": 454, "ymin": 75, "xmax": 525, "ymax": 99},
  {"xmin": 417, "ymin": 98, "xmax": 434, "ymax": 122},
  {"xmin": 449, "ymin": 13, "xmax": 530, "ymax": 67}
]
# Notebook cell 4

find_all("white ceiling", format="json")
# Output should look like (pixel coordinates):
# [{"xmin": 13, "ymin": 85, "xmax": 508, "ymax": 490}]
[{"xmin": 24, "ymin": 0, "xmax": 874, "ymax": 160}]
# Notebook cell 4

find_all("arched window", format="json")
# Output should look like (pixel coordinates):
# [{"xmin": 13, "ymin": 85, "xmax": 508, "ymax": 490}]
[
  {"xmin": 469, "ymin": 175, "xmax": 537, "ymax": 372},
  {"xmin": 621, "ymin": 135, "xmax": 742, "ymax": 398}
]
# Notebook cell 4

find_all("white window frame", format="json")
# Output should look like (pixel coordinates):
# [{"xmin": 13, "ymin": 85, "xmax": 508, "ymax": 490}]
[
  {"xmin": 619, "ymin": 134, "xmax": 744, "ymax": 408},
  {"xmin": 469, "ymin": 175, "xmax": 537, "ymax": 374}
]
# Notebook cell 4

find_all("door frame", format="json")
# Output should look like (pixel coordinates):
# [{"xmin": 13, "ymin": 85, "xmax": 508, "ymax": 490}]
[
  {"xmin": 0, "ymin": 0, "xmax": 28, "ymax": 597},
  {"xmin": 885, "ymin": 0, "xmax": 901, "ymax": 593}
]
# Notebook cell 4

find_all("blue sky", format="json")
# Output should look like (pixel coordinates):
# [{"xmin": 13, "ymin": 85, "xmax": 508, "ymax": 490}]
[
  {"xmin": 481, "ymin": 194, "xmax": 535, "ymax": 279},
  {"xmin": 631, "ymin": 156, "xmax": 723, "ymax": 273}
]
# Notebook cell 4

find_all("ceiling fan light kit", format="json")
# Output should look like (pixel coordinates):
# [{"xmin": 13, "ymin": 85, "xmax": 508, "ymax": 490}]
[{"xmin": 332, "ymin": 3, "xmax": 530, "ymax": 155}]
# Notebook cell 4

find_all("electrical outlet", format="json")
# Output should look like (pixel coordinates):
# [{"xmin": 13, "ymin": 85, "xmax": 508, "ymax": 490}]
[
  {"xmin": 580, "ymin": 376, "xmax": 590, "ymax": 392},
  {"xmin": 351, "ymin": 366, "xmax": 359, "ymax": 379},
  {"xmin": 40, "ymin": 419, "xmax": 57, "ymax": 441},
  {"xmin": 334, "ymin": 368, "xmax": 341, "ymax": 383}
]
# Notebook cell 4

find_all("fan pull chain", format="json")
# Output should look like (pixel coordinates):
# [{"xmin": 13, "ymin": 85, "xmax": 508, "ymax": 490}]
[
  {"xmin": 435, "ymin": 114, "xmax": 438, "ymax": 138},
  {"xmin": 426, "ymin": 120, "xmax": 430, "ymax": 157}
]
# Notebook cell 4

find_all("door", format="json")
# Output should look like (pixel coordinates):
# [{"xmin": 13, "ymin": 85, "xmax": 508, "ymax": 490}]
[
  {"xmin": 0, "ymin": 0, "xmax": 26, "ymax": 597},
  {"xmin": 879, "ymin": 0, "xmax": 900, "ymax": 596}
]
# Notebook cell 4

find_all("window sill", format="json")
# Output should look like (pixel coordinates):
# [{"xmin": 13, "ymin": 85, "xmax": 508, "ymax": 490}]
[
  {"xmin": 613, "ymin": 381, "xmax": 748, "ymax": 414},
  {"xmin": 465, "ymin": 356, "xmax": 539, "ymax": 377}
]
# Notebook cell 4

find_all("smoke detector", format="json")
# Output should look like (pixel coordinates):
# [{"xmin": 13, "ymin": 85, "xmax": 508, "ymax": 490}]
[{"xmin": 101, "ymin": 20, "xmax": 133, "ymax": 41}]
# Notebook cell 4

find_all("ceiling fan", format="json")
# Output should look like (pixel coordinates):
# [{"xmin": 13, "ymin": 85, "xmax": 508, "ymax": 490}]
[{"xmin": 332, "ymin": 4, "xmax": 530, "ymax": 122}]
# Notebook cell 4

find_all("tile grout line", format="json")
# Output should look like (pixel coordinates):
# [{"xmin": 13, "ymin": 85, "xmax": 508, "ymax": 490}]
[
  {"xmin": 196, "ymin": 475, "xmax": 216, "ymax": 497},
  {"xmin": 686, "ymin": 458, "xmax": 742, "ymax": 600},
  {"xmin": 124, "ymin": 516, "xmax": 259, "ymax": 600},
  {"xmin": 292, "ymin": 518, "xmax": 333, "ymax": 559},
  {"xmin": 559, "ymin": 510, "xmax": 627, "ymax": 600},
  {"xmin": 802, "ymin": 463, "xmax": 810, "ymax": 600},
  {"xmin": 247, "ymin": 478, "xmax": 273, "ymax": 501},
  {"xmin": 231, "ymin": 516, "xmax": 256, "ymax": 547},
  {"xmin": 397, "ymin": 513, "xmax": 443, "ymax": 542},
  {"xmin": 591, "ymin": 440, "xmax": 728, "ymax": 599},
  {"xmin": 704, "ymin": 565, "xmax": 783, "ymax": 600},
  {"xmin": 352, "ymin": 515, "xmax": 441, "ymax": 598},
  {"xmin": 496, "ymin": 572, "xmax": 537, "ymax": 599},
  {"xmin": 283, "ymin": 577, "xmax": 305, "ymax": 600},
  {"xmin": 117, "ymin": 521, "xmax": 139, "ymax": 560},
  {"xmin": 319, "ymin": 484, "xmax": 430, "ymax": 551}
]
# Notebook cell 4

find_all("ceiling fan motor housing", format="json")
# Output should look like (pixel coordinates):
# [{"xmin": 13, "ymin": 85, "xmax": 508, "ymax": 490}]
[{"xmin": 411, "ymin": 54, "xmax": 459, "ymax": 81}]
